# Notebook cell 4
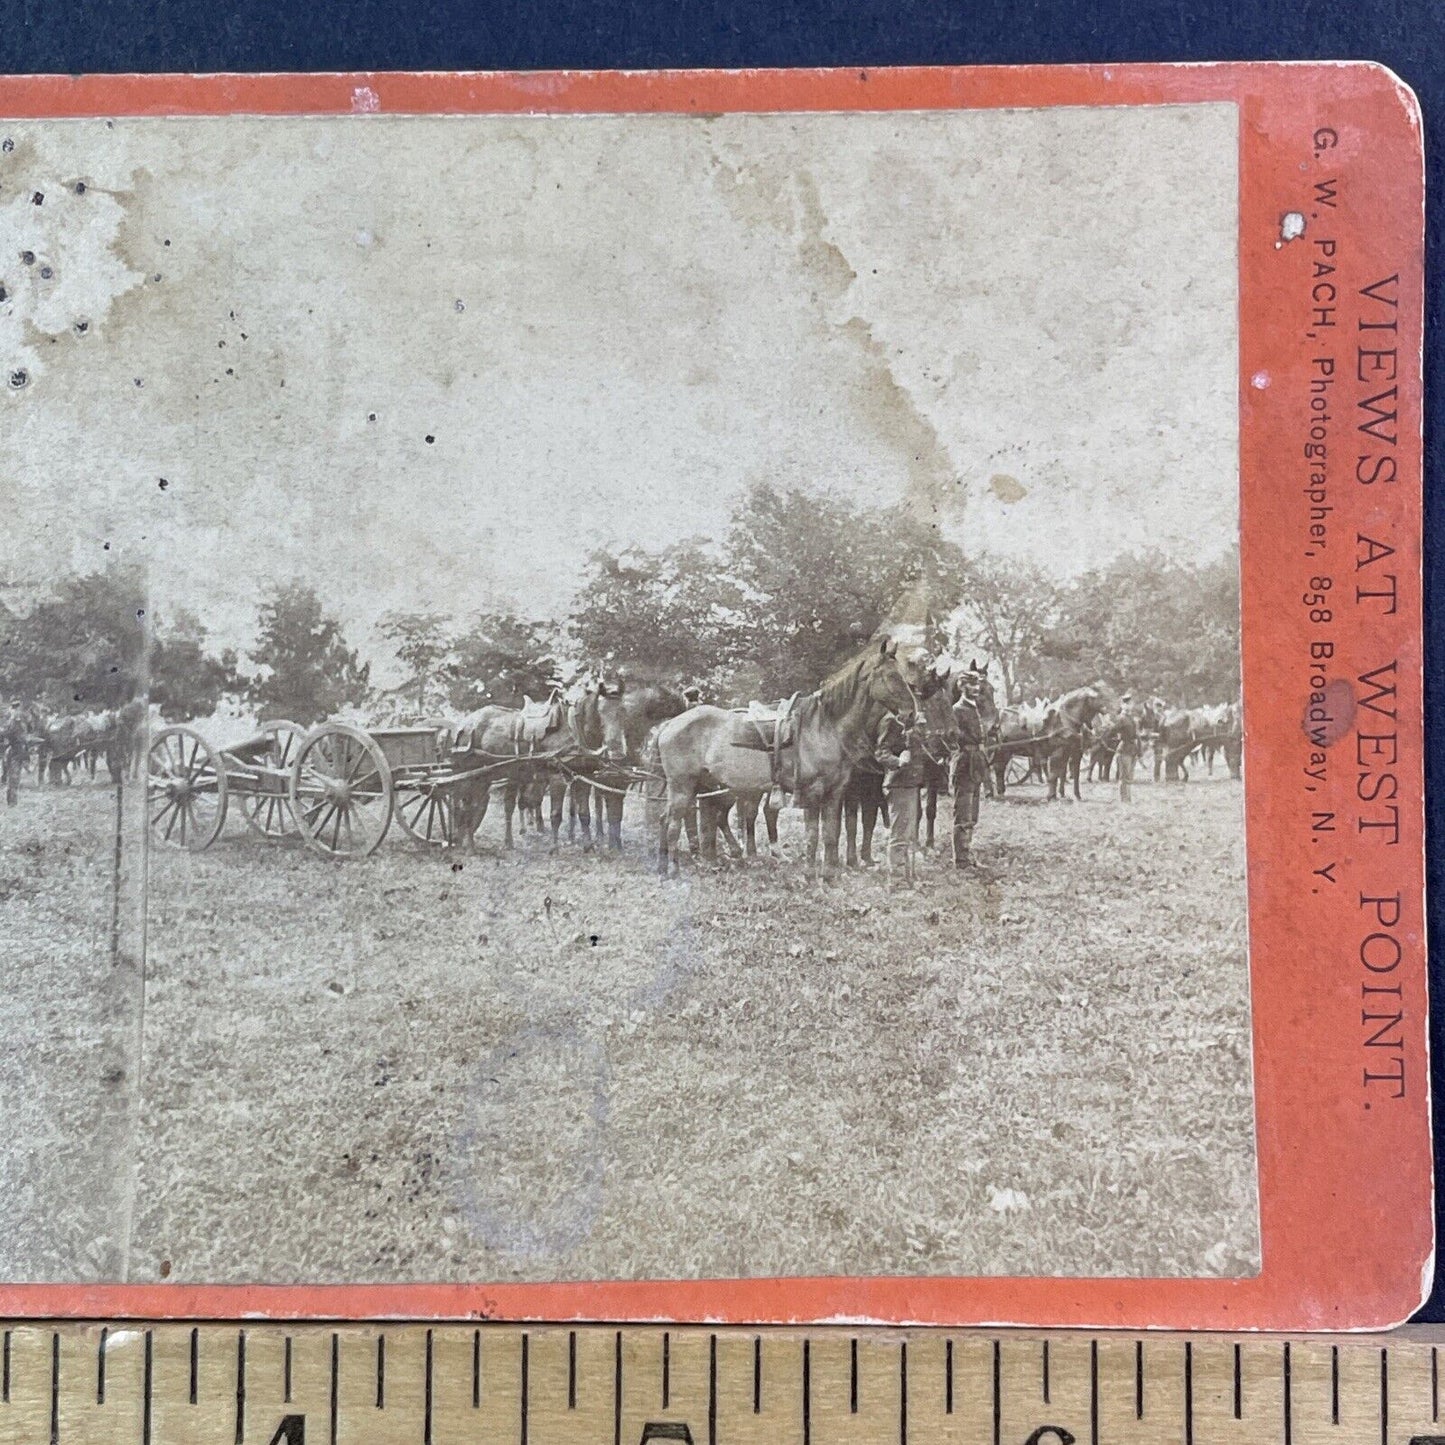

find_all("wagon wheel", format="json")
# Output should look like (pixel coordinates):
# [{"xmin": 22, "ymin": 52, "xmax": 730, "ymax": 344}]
[
  {"xmin": 1004, "ymin": 753, "xmax": 1033, "ymax": 787},
  {"xmin": 237, "ymin": 719, "xmax": 305, "ymax": 839},
  {"xmin": 290, "ymin": 723, "xmax": 394, "ymax": 859},
  {"xmin": 394, "ymin": 778, "xmax": 456, "ymax": 848},
  {"xmin": 147, "ymin": 725, "xmax": 228, "ymax": 852}
]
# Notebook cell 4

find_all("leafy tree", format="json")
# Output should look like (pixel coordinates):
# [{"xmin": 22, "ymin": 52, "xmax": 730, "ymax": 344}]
[
  {"xmin": 1029, "ymin": 548, "xmax": 1241, "ymax": 703},
  {"xmin": 950, "ymin": 554, "xmax": 1060, "ymax": 704},
  {"xmin": 150, "ymin": 610, "xmax": 241, "ymax": 722},
  {"xmin": 0, "ymin": 565, "xmax": 147, "ymax": 710},
  {"xmin": 445, "ymin": 612, "xmax": 558, "ymax": 711},
  {"xmin": 379, "ymin": 610, "xmax": 452, "ymax": 711},
  {"xmin": 244, "ymin": 582, "xmax": 370, "ymax": 725},
  {"xmin": 570, "ymin": 541, "xmax": 745, "ymax": 692},
  {"xmin": 727, "ymin": 483, "xmax": 968, "ymax": 696}
]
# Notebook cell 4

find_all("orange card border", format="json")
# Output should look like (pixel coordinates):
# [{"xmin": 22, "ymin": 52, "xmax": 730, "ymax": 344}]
[{"xmin": 0, "ymin": 61, "xmax": 1428, "ymax": 1331}]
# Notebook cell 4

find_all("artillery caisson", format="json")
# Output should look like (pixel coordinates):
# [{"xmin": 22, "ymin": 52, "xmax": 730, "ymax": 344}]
[{"xmin": 147, "ymin": 721, "xmax": 454, "ymax": 859}]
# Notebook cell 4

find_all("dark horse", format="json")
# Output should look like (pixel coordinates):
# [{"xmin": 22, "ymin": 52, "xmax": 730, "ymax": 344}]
[
  {"xmin": 568, "ymin": 676, "xmax": 689, "ymax": 850},
  {"xmin": 842, "ymin": 765, "xmax": 887, "ymax": 868},
  {"xmin": 449, "ymin": 692, "xmax": 575, "ymax": 848},
  {"xmin": 656, "ymin": 640, "xmax": 918, "ymax": 877},
  {"xmin": 915, "ymin": 663, "xmax": 962, "ymax": 849},
  {"xmin": 1043, "ymin": 682, "xmax": 1119, "ymax": 801}
]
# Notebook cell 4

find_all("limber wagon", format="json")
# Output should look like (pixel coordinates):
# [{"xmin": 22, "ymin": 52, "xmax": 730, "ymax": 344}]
[{"xmin": 146, "ymin": 719, "xmax": 506, "ymax": 859}]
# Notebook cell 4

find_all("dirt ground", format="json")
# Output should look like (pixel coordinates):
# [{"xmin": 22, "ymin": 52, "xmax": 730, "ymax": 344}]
[{"xmin": 0, "ymin": 769, "xmax": 1258, "ymax": 1284}]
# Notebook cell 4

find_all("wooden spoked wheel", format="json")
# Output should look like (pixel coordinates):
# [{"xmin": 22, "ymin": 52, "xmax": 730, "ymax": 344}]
[
  {"xmin": 393, "ymin": 776, "xmax": 456, "ymax": 847},
  {"xmin": 237, "ymin": 719, "xmax": 305, "ymax": 839},
  {"xmin": 148, "ymin": 725, "xmax": 228, "ymax": 852},
  {"xmin": 1004, "ymin": 753, "xmax": 1033, "ymax": 787},
  {"xmin": 290, "ymin": 724, "xmax": 394, "ymax": 859}
]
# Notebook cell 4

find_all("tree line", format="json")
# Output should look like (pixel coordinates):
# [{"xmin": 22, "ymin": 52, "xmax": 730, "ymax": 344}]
[{"xmin": 0, "ymin": 482, "xmax": 1240, "ymax": 726}]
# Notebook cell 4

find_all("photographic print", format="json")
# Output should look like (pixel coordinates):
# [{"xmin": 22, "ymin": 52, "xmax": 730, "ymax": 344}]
[{"xmin": 0, "ymin": 65, "xmax": 1427, "ymax": 1328}]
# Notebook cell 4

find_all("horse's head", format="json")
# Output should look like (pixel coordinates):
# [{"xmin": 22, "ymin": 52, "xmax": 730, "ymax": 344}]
[
  {"xmin": 595, "ymin": 682, "xmax": 687, "ymax": 763},
  {"xmin": 864, "ymin": 638, "xmax": 920, "ymax": 721},
  {"xmin": 917, "ymin": 684, "xmax": 960, "ymax": 757},
  {"xmin": 1083, "ymin": 680, "xmax": 1122, "ymax": 723}
]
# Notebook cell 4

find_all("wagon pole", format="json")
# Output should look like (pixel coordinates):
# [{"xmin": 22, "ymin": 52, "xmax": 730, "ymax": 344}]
[{"xmin": 551, "ymin": 753, "xmax": 733, "ymax": 801}]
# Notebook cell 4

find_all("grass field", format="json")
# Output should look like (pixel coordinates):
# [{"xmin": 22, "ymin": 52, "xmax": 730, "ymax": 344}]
[{"xmin": 1, "ymin": 771, "xmax": 1257, "ymax": 1284}]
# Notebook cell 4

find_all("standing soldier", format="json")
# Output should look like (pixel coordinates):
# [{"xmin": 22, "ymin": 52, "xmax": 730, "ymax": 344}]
[
  {"xmin": 876, "ymin": 709, "xmax": 924, "ymax": 888},
  {"xmin": 3, "ymin": 700, "xmax": 29, "ymax": 807},
  {"xmin": 951, "ymin": 668, "xmax": 989, "ymax": 868},
  {"xmin": 1115, "ymin": 692, "xmax": 1141, "ymax": 803}
]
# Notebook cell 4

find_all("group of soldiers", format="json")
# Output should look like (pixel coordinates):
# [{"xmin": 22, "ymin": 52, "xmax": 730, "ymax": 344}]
[
  {"xmin": 872, "ymin": 668, "xmax": 993, "ymax": 887},
  {"xmin": 872, "ymin": 678, "xmax": 1153, "ymax": 887}
]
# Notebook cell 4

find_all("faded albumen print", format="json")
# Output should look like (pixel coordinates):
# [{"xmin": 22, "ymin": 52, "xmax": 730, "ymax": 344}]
[{"xmin": 0, "ymin": 104, "xmax": 1256, "ymax": 1284}]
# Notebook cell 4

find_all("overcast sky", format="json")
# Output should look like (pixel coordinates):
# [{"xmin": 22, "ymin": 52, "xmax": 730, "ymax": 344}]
[{"xmin": 0, "ymin": 104, "xmax": 1238, "ymax": 665}]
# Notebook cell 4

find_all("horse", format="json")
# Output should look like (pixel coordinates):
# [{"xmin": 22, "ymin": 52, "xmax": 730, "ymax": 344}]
[
  {"xmin": 1152, "ymin": 705, "xmax": 1196, "ymax": 782},
  {"xmin": 988, "ymin": 697, "xmax": 1047, "ymax": 798},
  {"xmin": 1221, "ymin": 699, "xmax": 1243, "ymax": 779},
  {"xmin": 656, "ymin": 639, "xmax": 919, "ymax": 878},
  {"xmin": 447, "ymin": 691, "xmax": 575, "ymax": 849},
  {"xmin": 914, "ymin": 664, "xmax": 962, "ymax": 850},
  {"xmin": 38, "ymin": 714, "xmax": 87, "ymax": 785},
  {"xmin": 568, "ymin": 676, "xmax": 689, "ymax": 851},
  {"xmin": 1043, "ymin": 682, "xmax": 1119, "ymax": 801},
  {"xmin": 841, "ymin": 767, "xmax": 886, "ymax": 867}
]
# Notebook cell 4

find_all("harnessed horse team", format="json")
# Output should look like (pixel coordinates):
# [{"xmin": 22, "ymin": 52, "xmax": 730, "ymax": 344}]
[{"xmin": 429, "ymin": 645, "xmax": 1240, "ymax": 877}]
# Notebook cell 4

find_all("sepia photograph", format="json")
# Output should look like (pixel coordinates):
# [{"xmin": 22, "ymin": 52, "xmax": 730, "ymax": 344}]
[{"xmin": 0, "ymin": 102, "xmax": 1257, "ymax": 1287}]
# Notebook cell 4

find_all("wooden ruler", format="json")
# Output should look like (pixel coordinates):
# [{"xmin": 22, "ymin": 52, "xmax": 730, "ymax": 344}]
[{"xmin": 3, "ymin": 1324, "xmax": 1445, "ymax": 1445}]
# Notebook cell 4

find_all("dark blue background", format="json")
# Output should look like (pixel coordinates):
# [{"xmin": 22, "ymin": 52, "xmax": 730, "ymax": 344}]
[{"xmin": 1, "ymin": 0, "xmax": 1440, "ymax": 1320}]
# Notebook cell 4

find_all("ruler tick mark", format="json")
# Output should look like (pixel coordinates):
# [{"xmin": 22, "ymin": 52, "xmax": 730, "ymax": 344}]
[
  {"xmin": 1380, "ymin": 1347, "xmax": 1388, "ymax": 1445},
  {"xmin": 1331, "ymin": 1344, "xmax": 1339, "ymax": 1424},
  {"xmin": 850, "ymin": 1338, "xmax": 858, "ymax": 1414},
  {"xmin": 49, "ymin": 1331, "xmax": 59, "ymax": 1445},
  {"xmin": 2, "ymin": 1329, "xmax": 9, "ymax": 1404},
  {"xmin": 992, "ymin": 1339, "xmax": 1001, "ymax": 1445},
  {"xmin": 612, "ymin": 1331, "xmax": 620, "ymax": 1445},
  {"xmin": 606, "ymin": 1329, "xmax": 618, "ymax": 1445},
  {"xmin": 1135, "ymin": 1339, "xmax": 1144, "ymax": 1418},
  {"xmin": 424, "ymin": 1329, "xmax": 433, "ymax": 1445},
  {"xmin": 660, "ymin": 1330, "xmax": 668, "ymax": 1409},
  {"xmin": 1042, "ymin": 1339, "xmax": 1050, "ymax": 1403},
  {"xmin": 97, "ymin": 1326, "xmax": 107, "ymax": 1405},
  {"xmin": 570, "ymin": 1330, "xmax": 578, "ymax": 1410},
  {"xmin": 1283, "ymin": 1342, "xmax": 1293, "ymax": 1445},
  {"xmin": 803, "ymin": 1339, "xmax": 812, "ymax": 1445},
  {"xmin": 283, "ymin": 1335, "xmax": 292, "ymax": 1404},
  {"xmin": 1184, "ymin": 1340, "xmax": 1194, "ymax": 1445},
  {"xmin": 945, "ymin": 1340, "xmax": 953, "ymax": 1415},
  {"xmin": 236, "ymin": 1329, "xmax": 246, "ymax": 1445},
  {"xmin": 708, "ymin": 1334, "xmax": 718, "ymax": 1445},
  {"xmin": 142, "ymin": 1331, "xmax": 153, "ymax": 1445},
  {"xmin": 521, "ymin": 1333, "xmax": 530, "ymax": 1445},
  {"xmin": 753, "ymin": 1336, "xmax": 761, "ymax": 1414},
  {"xmin": 899, "ymin": 1342, "xmax": 908, "ymax": 1445},
  {"xmin": 1233, "ymin": 1342, "xmax": 1242, "ymax": 1420},
  {"xmin": 1433, "ymin": 1345, "xmax": 1439, "ymax": 1421},
  {"xmin": 472, "ymin": 1329, "xmax": 481, "ymax": 1409},
  {"xmin": 329, "ymin": 1332, "xmax": 339, "ymax": 1445},
  {"xmin": 376, "ymin": 1333, "xmax": 385, "ymax": 1409},
  {"xmin": 1090, "ymin": 1340, "xmax": 1099, "ymax": 1445},
  {"xmin": 189, "ymin": 1327, "xmax": 198, "ymax": 1405}
]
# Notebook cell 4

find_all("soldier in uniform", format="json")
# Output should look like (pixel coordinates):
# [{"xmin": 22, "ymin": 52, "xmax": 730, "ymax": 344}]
[
  {"xmin": 951, "ymin": 669, "xmax": 989, "ymax": 868},
  {"xmin": 3, "ymin": 700, "xmax": 29, "ymax": 807},
  {"xmin": 875, "ymin": 709, "xmax": 925, "ymax": 887},
  {"xmin": 1115, "ymin": 692, "xmax": 1141, "ymax": 802}
]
